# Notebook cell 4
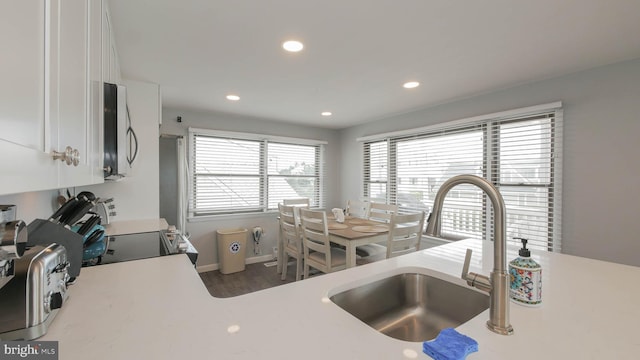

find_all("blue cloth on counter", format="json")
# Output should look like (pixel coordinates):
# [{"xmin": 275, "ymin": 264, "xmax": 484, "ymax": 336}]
[{"xmin": 422, "ymin": 328, "xmax": 478, "ymax": 360}]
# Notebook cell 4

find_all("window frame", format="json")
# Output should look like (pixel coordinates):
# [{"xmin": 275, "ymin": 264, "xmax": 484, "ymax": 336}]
[
  {"xmin": 360, "ymin": 103, "xmax": 563, "ymax": 251},
  {"xmin": 188, "ymin": 128, "xmax": 326, "ymax": 217}
]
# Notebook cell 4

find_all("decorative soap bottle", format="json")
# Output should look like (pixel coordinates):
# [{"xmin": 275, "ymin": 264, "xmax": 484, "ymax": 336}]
[{"xmin": 509, "ymin": 237, "xmax": 542, "ymax": 306}]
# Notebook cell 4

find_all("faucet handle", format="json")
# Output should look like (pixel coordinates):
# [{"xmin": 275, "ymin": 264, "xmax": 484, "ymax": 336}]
[
  {"xmin": 461, "ymin": 248, "xmax": 492, "ymax": 293},
  {"xmin": 461, "ymin": 248, "xmax": 472, "ymax": 280}
]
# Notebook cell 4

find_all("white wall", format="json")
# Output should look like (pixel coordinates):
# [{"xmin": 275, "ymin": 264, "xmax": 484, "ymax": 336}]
[
  {"xmin": 0, "ymin": 190, "xmax": 59, "ymax": 223},
  {"xmin": 160, "ymin": 108, "xmax": 341, "ymax": 271},
  {"xmin": 340, "ymin": 58, "xmax": 640, "ymax": 267},
  {"xmin": 78, "ymin": 79, "xmax": 160, "ymax": 221}
]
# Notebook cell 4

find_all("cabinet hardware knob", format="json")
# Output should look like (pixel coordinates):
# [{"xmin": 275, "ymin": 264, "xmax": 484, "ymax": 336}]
[{"xmin": 52, "ymin": 146, "xmax": 80, "ymax": 166}]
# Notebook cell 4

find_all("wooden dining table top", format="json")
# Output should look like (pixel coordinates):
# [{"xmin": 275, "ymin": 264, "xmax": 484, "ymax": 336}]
[{"xmin": 326, "ymin": 215, "xmax": 389, "ymax": 240}]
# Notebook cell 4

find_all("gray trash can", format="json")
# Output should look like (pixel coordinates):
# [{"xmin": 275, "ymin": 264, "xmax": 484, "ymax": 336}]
[{"xmin": 217, "ymin": 228, "xmax": 247, "ymax": 274}]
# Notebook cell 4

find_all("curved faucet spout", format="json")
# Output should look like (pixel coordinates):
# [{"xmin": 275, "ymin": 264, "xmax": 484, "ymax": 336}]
[{"xmin": 425, "ymin": 174, "xmax": 513, "ymax": 335}]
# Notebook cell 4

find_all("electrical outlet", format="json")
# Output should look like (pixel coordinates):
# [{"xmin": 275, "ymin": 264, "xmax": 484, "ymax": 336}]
[{"xmin": 273, "ymin": 247, "xmax": 278, "ymax": 258}]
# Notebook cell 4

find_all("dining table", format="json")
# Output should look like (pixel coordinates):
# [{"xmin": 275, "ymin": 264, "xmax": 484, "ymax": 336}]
[
  {"xmin": 276, "ymin": 213, "xmax": 390, "ymax": 272},
  {"xmin": 326, "ymin": 215, "xmax": 389, "ymax": 268}
]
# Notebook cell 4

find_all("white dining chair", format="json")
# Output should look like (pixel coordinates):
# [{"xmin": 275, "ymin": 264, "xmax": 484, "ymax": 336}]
[
  {"xmin": 278, "ymin": 203, "xmax": 304, "ymax": 281},
  {"xmin": 345, "ymin": 199, "xmax": 369, "ymax": 218},
  {"xmin": 367, "ymin": 202, "xmax": 399, "ymax": 223},
  {"xmin": 299, "ymin": 208, "xmax": 346, "ymax": 278},
  {"xmin": 385, "ymin": 211, "xmax": 426, "ymax": 258}
]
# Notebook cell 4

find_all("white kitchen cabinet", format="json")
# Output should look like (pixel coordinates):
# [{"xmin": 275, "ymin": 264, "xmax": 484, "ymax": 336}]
[
  {"xmin": 103, "ymin": 3, "xmax": 121, "ymax": 85},
  {"xmin": 0, "ymin": 1, "xmax": 59, "ymax": 194},
  {"xmin": 0, "ymin": 0, "xmax": 106, "ymax": 196},
  {"xmin": 52, "ymin": 0, "xmax": 105, "ymax": 187}
]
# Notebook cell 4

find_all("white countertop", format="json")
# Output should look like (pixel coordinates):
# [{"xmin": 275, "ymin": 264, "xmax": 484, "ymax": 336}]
[{"xmin": 42, "ymin": 239, "xmax": 640, "ymax": 359}]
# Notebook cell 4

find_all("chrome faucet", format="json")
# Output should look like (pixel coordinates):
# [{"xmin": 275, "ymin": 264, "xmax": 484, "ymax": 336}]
[{"xmin": 425, "ymin": 174, "xmax": 514, "ymax": 335}]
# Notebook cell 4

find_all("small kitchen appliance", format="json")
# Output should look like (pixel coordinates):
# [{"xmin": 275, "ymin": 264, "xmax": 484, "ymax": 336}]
[{"xmin": 1, "ymin": 220, "xmax": 70, "ymax": 340}]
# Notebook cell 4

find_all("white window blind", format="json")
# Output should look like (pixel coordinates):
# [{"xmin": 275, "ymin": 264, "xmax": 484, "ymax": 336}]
[
  {"xmin": 492, "ymin": 113, "xmax": 560, "ymax": 251},
  {"xmin": 362, "ymin": 104, "xmax": 562, "ymax": 251},
  {"xmin": 267, "ymin": 142, "xmax": 320, "ymax": 209},
  {"xmin": 189, "ymin": 130, "xmax": 324, "ymax": 216},
  {"xmin": 363, "ymin": 141, "xmax": 388, "ymax": 202}
]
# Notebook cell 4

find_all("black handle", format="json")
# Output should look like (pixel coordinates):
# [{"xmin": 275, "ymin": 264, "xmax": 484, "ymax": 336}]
[
  {"xmin": 83, "ymin": 229, "xmax": 104, "ymax": 249},
  {"xmin": 127, "ymin": 125, "xmax": 138, "ymax": 166},
  {"xmin": 77, "ymin": 191, "xmax": 96, "ymax": 202},
  {"xmin": 49, "ymin": 292, "xmax": 64, "ymax": 310},
  {"xmin": 50, "ymin": 198, "xmax": 78, "ymax": 223},
  {"xmin": 63, "ymin": 201, "xmax": 95, "ymax": 226},
  {"xmin": 77, "ymin": 215, "xmax": 101, "ymax": 236}
]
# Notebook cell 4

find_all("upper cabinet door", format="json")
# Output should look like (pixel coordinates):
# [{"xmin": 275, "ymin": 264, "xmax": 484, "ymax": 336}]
[
  {"xmin": 50, "ymin": 0, "xmax": 95, "ymax": 187},
  {"xmin": 0, "ymin": 1, "xmax": 47, "ymax": 150},
  {"xmin": 0, "ymin": 1, "xmax": 59, "ymax": 195}
]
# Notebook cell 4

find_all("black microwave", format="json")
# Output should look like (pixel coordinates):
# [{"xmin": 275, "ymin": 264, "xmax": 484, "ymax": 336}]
[{"xmin": 103, "ymin": 83, "xmax": 137, "ymax": 180}]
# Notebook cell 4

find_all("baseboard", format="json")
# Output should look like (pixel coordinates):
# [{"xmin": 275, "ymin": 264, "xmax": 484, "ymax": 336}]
[
  {"xmin": 246, "ymin": 254, "xmax": 274, "ymax": 264},
  {"xmin": 196, "ymin": 264, "xmax": 218, "ymax": 273},
  {"xmin": 196, "ymin": 254, "xmax": 276, "ymax": 273}
]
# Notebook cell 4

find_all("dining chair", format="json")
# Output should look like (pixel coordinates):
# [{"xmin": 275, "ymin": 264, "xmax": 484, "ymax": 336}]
[
  {"xmin": 345, "ymin": 199, "xmax": 369, "ymax": 218},
  {"xmin": 299, "ymin": 208, "xmax": 346, "ymax": 278},
  {"xmin": 278, "ymin": 203, "xmax": 305, "ymax": 281},
  {"xmin": 385, "ymin": 211, "xmax": 426, "ymax": 258},
  {"xmin": 367, "ymin": 202, "xmax": 399, "ymax": 223},
  {"xmin": 283, "ymin": 198, "xmax": 310, "ymax": 207},
  {"xmin": 283, "ymin": 198, "xmax": 310, "ymax": 222}
]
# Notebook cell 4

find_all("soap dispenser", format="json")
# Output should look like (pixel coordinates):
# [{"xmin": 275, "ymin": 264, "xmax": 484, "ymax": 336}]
[{"xmin": 509, "ymin": 237, "xmax": 542, "ymax": 306}]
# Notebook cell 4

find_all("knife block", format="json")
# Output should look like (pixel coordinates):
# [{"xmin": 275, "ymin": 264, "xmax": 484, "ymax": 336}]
[{"xmin": 27, "ymin": 219, "xmax": 83, "ymax": 278}]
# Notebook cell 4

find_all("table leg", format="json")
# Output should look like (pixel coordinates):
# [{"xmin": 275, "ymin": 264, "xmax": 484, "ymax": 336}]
[
  {"xmin": 276, "ymin": 224, "xmax": 283, "ymax": 273},
  {"xmin": 345, "ymin": 243, "xmax": 356, "ymax": 268}
]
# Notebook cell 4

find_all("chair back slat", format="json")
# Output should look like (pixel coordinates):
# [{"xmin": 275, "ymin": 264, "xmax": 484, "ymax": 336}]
[
  {"xmin": 386, "ymin": 211, "xmax": 426, "ymax": 259},
  {"xmin": 367, "ymin": 202, "xmax": 399, "ymax": 223}
]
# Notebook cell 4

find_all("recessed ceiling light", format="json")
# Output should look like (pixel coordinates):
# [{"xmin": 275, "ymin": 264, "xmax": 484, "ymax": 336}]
[
  {"xmin": 226, "ymin": 94, "xmax": 240, "ymax": 101},
  {"xmin": 282, "ymin": 40, "xmax": 304, "ymax": 52},
  {"xmin": 321, "ymin": 111, "xmax": 332, "ymax": 116},
  {"xmin": 403, "ymin": 81, "xmax": 420, "ymax": 89}
]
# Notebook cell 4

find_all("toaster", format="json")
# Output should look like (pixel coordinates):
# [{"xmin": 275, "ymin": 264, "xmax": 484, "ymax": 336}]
[{"xmin": 0, "ymin": 243, "xmax": 70, "ymax": 340}]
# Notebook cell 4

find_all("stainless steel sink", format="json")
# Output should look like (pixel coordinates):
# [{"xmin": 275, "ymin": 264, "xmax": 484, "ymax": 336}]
[{"xmin": 330, "ymin": 273, "xmax": 489, "ymax": 342}]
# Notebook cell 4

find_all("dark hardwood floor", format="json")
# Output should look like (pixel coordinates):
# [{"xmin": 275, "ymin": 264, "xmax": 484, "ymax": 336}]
[{"xmin": 199, "ymin": 261, "xmax": 297, "ymax": 298}]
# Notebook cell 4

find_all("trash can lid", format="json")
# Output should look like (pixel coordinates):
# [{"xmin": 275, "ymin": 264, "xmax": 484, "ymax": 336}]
[{"xmin": 217, "ymin": 228, "xmax": 248, "ymax": 235}]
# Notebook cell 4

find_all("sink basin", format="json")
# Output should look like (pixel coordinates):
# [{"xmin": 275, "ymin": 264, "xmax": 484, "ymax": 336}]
[{"xmin": 330, "ymin": 273, "xmax": 489, "ymax": 342}]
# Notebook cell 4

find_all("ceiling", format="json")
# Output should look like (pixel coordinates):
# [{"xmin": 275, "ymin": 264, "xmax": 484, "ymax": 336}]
[{"xmin": 109, "ymin": 0, "xmax": 640, "ymax": 129}]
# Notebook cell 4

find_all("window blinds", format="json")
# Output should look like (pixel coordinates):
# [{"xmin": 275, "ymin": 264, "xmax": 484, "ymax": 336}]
[
  {"xmin": 191, "ymin": 135, "xmax": 262, "ymax": 214},
  {"xmin": 267, "ymin": 142, "xmax": 320, "ymax": 209},
  {"xmin": 190, "ymin": 130, "xmax": 324, "ymax": 216},
  {"xmin": 492, "ymin": 114, "xmax": 561, "ymax": 251},
  {"xmin": 362, "ymin": 104, "xmax": 562, "ymax": 251}
]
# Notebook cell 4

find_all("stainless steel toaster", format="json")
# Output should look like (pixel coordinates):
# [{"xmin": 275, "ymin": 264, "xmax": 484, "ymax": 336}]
[{"xmin": 0, "ymin": 243, "xmax": 70, "ymax": 340}]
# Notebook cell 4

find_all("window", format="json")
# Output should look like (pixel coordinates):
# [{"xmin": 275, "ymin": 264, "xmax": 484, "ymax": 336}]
[
  {"xmin": 361, "ymin": 103, "xmax": 562, "ymax": 251},
  {"xmin": 189, "ymin": 129, "xmax": 325, "ymax": 216}
]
